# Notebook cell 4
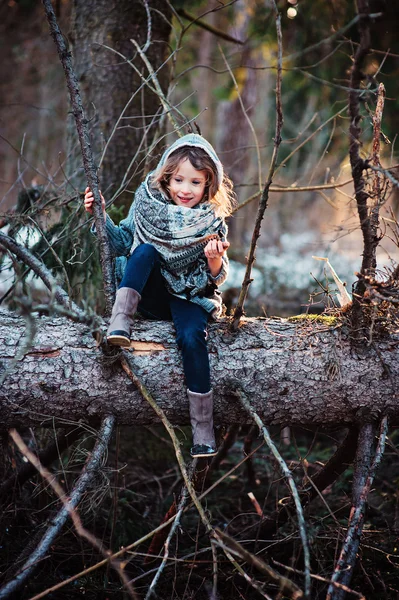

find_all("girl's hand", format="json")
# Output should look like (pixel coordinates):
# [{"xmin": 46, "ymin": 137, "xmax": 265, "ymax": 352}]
[
  {"xmin": 84, "ymin": 187, "xmax": 106, "ymax": 219},
  {"xmin": 204, "ymin": 239, "xmax": 230, "ymax": 278},
  {"xmin": 204, "ymin": 239, "xmax": 230, "ymax": 260}
]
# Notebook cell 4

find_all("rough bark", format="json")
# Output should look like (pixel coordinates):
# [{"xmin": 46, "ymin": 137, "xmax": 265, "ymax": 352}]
[
  {"xmin": 0, "ymin": 309, "xmax": 397, "ymax": 429},
  {"xmin": 66, "ymin": 0, "xmax": 172, "ymax": 210}
]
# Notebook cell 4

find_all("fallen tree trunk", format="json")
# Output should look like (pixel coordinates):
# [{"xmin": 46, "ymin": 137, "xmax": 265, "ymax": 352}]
[{"xmin": 0, "ymin": 309, "xmax": 397, "ymax": 428}]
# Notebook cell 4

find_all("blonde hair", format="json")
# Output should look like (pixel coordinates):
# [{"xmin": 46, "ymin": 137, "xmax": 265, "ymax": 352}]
[{"xmin": 151, "ymin": 146, "xmax": 236, "ymax": 218}]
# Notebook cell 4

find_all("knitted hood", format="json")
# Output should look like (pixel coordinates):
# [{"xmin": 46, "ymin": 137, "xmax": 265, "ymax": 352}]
[{"xmin": 156, "ymin": 134, "xmax": 224, "ymax": 187}]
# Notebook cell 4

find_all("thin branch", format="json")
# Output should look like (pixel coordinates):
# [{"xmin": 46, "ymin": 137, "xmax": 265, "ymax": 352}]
[
  {"xmin": 179, "ymin": 0, "xmax": 240, "ymax": 37},
  {"xmin": 130, "ymin": 38, "xmax": 183, "ymax": 136},
  {"xmin": 347, "ymin": 0, "xmax": 374, "ymax": 296},
  {"xmin": 0, "ymin": 232, "xmax": 77, "ymax": 312},
  {"xmin": 214, "ymin": 528, "xmax": 303, "ymax": 599},
  {"xmin": 42, "ymin": 0, "xmax": 115, "ymax": 314},
  {"xmin": 176, "ymin": 8, "xmax": 244, "ymax": 45},
  {"xmin": 0, "ymin": 417, "xmax": 131, "ymax": 600},
  {"xmin": 272, "ymin": 560, "xmax": 366, "ymax": 599},
  {"xmin": 370, "ymin": 82, "xmax": 386, "ymax": 226},
  {"xmin": 326, "ymin": 417, "xmax": 388, "ymax": 599},
  {"xmin": 281, "ymin": 12, "xmax": 382, "ymax": 64},
  {"xmin": 237, "ymin": 386, "xmax": 311, "ymax": 599},
  {"xmin": 232, "ymin": 178, "xmax": 354, "ymax": 213},
  {"xmin": 275, "ymin": 105, "xmax": 348, "ymax": 178},
  {"xmin": 0, "ymin": 427, "xmax": 83, "ymax": 499},
  {"xmin": 231, "ymin": 1, "xmax": 283, "ymax": 330},
  {"xmin": 145, "ymin": 485, "xmax": 189, "ymax": 599},
  {"xmin": 27, "ymin": 440, "xmax": 266, "ymax": 600},
  {"xmin": 219, "ymin": 44, "xmax": 262, "ymax": 190}
]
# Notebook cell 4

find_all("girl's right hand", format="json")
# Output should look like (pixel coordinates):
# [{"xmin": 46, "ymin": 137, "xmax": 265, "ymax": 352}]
[{"xmin": 84, "ymin": 187, "xmax": 106, "ymax": 219}]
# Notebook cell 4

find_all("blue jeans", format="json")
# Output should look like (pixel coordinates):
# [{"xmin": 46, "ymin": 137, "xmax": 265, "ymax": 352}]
[{"xmin": 119, "ymin": 244, "xmax": 211, "ymax": 394}]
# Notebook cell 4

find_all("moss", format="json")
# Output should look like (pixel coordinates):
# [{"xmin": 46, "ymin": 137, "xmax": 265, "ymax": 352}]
[{"xmin": 288, "ymin": 313, "xmax": 338, "ymax": 325}]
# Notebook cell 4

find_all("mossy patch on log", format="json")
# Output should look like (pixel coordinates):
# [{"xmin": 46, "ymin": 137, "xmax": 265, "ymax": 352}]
[{"xmin": 288, "ymin": 314, "xmax": 338, "ymax": 326}]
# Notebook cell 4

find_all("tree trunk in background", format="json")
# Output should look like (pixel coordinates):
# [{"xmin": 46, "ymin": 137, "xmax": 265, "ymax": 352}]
[
  {"xmin": 190, "ymin": 6, "xmax": 217, "ymax": 144},
  {"xmin": 1, "ymin": 309, "xmax": 397, "ymax": 428},
  {"xmin": 67, "ymin": 0, "xmax": 171, "ymax": 213}
]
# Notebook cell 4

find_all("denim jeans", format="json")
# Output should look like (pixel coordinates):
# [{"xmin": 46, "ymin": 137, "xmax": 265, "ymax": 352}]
[{"xmin": 119, "ymin": 244, "xmax": 211, "ymax": 393}]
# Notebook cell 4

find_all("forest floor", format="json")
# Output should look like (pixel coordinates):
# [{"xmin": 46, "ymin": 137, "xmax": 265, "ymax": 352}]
[{"xmin": 1, "ymin": 424, "xmax": 399, "ymax": 599}]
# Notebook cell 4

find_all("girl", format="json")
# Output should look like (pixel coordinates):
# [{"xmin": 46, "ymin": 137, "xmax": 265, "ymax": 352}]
[{"xmin": 84, "ymin": 134, "xmax": 235, "ymax": 458}]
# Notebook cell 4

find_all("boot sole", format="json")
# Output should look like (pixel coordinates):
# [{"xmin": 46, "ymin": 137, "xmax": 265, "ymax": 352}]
[
  {"xmin": 107, "ymin": 335, "xmax": 131, "ymax": 348},
  {"xmin": 191, "ymin": 451, "xmax": 218, "ymax": 458}
]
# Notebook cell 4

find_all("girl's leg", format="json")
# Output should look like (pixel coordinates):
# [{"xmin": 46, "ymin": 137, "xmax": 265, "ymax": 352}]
[
  {"xmin": 119, "ymin": 243, "xmax": 161, "ymax": 295},
  {"xmin": 169, "ymin": 296, "xmax": 210, "ymax": 393},
  {"xmin": 108, "ymin": 244, "xmax": 170, "ymax": 345},
  {"xmin": 170, "ymin": 297, "xmax": 216, "ymax": 457}
]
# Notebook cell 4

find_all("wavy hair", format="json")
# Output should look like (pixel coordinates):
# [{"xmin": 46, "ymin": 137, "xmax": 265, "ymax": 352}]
[{"xmin": 151, "ymin": 146, "xmax": 236, "ymax": 218}]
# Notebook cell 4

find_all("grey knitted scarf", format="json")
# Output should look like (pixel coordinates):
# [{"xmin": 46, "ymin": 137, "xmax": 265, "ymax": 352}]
[{"xmin": 130, "ymin": 174, "xmax": 225, "ymax": 299}]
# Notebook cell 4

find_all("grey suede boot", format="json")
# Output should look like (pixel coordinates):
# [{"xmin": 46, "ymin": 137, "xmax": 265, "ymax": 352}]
[
  {"xmin": 107, "ymin": 287, "xmax": 141, "ymax": 347},
  {"xmin": 188, "ymin": 389, "xmax": 217, "ymax": 458}
]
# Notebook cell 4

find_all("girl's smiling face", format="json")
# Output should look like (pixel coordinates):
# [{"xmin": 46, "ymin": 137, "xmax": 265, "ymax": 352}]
[{"xmin": 168, "ymin": 159, "xmax": 207, "ymax": 208}]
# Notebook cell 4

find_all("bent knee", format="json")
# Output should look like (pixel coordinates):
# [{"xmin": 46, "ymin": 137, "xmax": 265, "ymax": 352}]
[{"xmin": 133, "ymin": 243, "xmax": 159, "ymax": 260}]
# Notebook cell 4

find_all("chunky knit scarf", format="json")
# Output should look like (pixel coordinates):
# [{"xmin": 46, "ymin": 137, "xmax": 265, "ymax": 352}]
[{"xmin": 130, "ymin": 174, "xmax": 225, "ymax": 299}]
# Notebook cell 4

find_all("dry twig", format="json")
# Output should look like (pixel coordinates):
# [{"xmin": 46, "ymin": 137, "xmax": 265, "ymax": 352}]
[
  {"xmin": 120, "ymin": 356, "xmax": 300, "ymax": 598},
  {"xmin": 236, "ymin": 387, "xmax": 311, "ymax": 599},
  {"xmin": 214, "ymin": 528, "xmax": 303, "ymax": 599},
  {"xmin": 0, "ymin": 232, "xmax": 79, "ymax": 313},
  {"xmin": 231, "ymin": 1, "xmax": 283, "ymax": 330},
  {"xmin": 0, "ymin": 417, "xmax": 127, "ymax": 600},
  {"xmin": 145, "ymin": 485, "xmax": 189, "ymax": 599},
  {"xmin": 327, "ymin": 417, "xmax": 388, "ymax": 599},
  {"xmin": 0, "ymin": 427, "xmax": 82, "ymax": 499}
]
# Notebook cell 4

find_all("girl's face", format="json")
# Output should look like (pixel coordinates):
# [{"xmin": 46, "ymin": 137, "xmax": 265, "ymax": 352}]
[{"xmin": 168, "ymin": 158, "xmax": 207, "ymax": 208}]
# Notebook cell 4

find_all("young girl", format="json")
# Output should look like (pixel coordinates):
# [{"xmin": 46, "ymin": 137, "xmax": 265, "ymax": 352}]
[{"xmin": 84, "ymin": 134, "xmax": 235, "ymax": 458}]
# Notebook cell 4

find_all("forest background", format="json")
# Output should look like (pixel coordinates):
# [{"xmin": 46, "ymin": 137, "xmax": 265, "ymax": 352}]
[{"xmin": 1, "ymin": 1, "xmax": 399, "ymax": 599}]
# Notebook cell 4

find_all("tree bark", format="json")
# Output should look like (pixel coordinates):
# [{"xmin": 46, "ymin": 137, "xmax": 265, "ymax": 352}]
[
  {"xmin": 66, "ymin": 0, "xmax": 171, "ymax": 210},
  {"xmin": 0, "ymin": 309, "xmax": 397, "ymax": 429}
]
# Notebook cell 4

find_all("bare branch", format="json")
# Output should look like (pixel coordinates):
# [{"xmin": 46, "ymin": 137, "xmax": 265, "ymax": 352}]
[
  {"xmin": 0, "ymin": 427, "xmax": 82, "ymax": 499},
  {"xmin": 231, "ymin": 1, "xmax": 283, "ymax": 330},
  {"xmin": 282, "ymin": 12, "xmax": 382, "ymax": 64},
  {"xmin": 370, "ymin": 82, "xmax": 387, "ymax": 227},
  {"xmin": 42, "ymin": 0, "xmax": 115, "ymax": 314},
  {"xmin": 326, "ymin": 417, "xmax": 388, "ymax": 599},
  {"xmin": 232, "ymin": 177, "xmax": 354, "ymax": 214},
  {"xmin": 0, "ymin": 417, "xmax": 128, "ymax": 600},
  {"xmin": 145, "ymin": 485, "xmax": 189, "ymax": 599},
  {"xmin": 272, "ymin": 560, "xmax": 366, "ymax": 600},
  {"xmin": 236, "ymin": 386, "xmax": 311, "ymax": 598},
  {"xmin": 176, "ymin": 8, "xmax": 244, "ymax": 45},
  {"xmin": 348, "ymin": 0, "xmax": 374, "ymax": 294},
  {"xmin": 214, "ymin": 528, "xmax": 303, "ymax": 599},
  {"xmin": 0, "ymin": 231, "xmax": 76, "ymax": 311}
]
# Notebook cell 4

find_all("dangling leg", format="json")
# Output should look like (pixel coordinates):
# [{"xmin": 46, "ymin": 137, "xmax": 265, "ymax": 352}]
[
  {"xmin": 107, "ymin": 243, "xmax": 165, "ymax": 346},
  {"xmin": 170, "ymin": 297, "xmax": 216, "ymax": 458}
]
